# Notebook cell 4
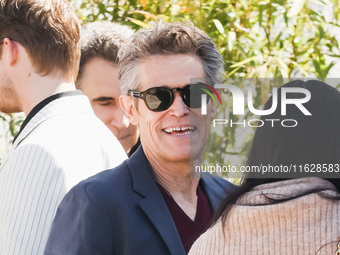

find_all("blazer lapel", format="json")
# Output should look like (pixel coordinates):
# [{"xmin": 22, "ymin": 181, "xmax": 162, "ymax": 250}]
[
  {"xmin": 139, "ymin": 192, "xmax": 186, "ymax": 255},
  {"xmin": 200, "ymin": 173, "xmax": 228, "ymax": 212},
  {"xmin": 127, "ymin": 147, "xmax": 186, "ymax": 255}
]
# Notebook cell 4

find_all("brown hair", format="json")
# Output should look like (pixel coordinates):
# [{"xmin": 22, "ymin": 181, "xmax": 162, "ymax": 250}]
[
  {"xmin": 77, "ymin": 21, "xmax": 133, "ymax": 87},
  {"xmin": 118, "ymin": 21, "xmax": 224, "ymax": 95},
  {"xmin": 0, "ymin": 0, "xmax": 81, "ymax": 79}
]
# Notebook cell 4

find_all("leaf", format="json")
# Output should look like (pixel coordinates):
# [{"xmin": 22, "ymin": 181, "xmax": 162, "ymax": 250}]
[
  {"xmin": 318, "ymin": 25, "xmax": 325, "ymax": 39},
  {"xmin": 309, "ymin": 10, "xmax": 325, "ymax": 22},
  {"xmin": 235, "ymin": 44, "xmax": 248, "ymax": 59},
  {"xmin": 323, "ymin": 61, "xmax": 335, "ymax": 77},
  {"xmin": 15, "ymin": 119, "xmax": 24, "ymax": 125},
  {"xmin": 312, "ymin": 59, "xmax": 323, "ymax": 78},
  {"xmin": 98, "ymin": 2, "xmax": 106, "ymax": 14},
  {"xmin": 328, "ymin": 22, "xmax": 340, "ymax": 27},
  {"xmin": 283, "ymin": 9, "xmax": 288, "ymax": 26},
  {"xmin": 275, "ymin": 57, "xmax": 289, "ymax": 78},
  {"xmin": 132, "ymin": 10, "xmax": 155, "ymax": 19},
  {"xmin": 127, "ymin": 18, "xmax": 150, "ymax": 29},
  {"xmin": 212, "ymin": 19, "xmax": 226, "ymax": 37},
  {"xmin": 328, "ymin": 54, "xmax": 340, "ymax": 58},
  {"xmin": 226, "ymin": 66, "xmax": 242, "ymax": 77},
  {"xmin": 228, "ymin": 31, "xmax": 236, "ymax": 51},
  {"xmin": 275, "ymin": 31, "xmax": 283, "ymax": 43},
  {"xmin": 230, "ymin": 56, "xmax": 257, "ymax": 68},
  {"xmin": 288, "ymin": 0, "xmax": 307, "ymax": 17},
  {"xmin": 259, "ymin": 4, "xmax": 265, "ymax": 27},
  {"xmin": 291, "ymin": 61, "xmax": 311, "ymax": 77}
]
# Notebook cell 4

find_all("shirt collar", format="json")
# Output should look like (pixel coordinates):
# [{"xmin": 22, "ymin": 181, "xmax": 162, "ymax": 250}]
[{"xmin": 13, "ymin": 90, "xmax": 82, "ymax": 143}]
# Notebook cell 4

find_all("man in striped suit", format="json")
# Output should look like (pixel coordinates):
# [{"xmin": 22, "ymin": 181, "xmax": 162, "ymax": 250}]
[{"xmin": 0, "ymin": 1, "xmax": 127, "ymax": 254}]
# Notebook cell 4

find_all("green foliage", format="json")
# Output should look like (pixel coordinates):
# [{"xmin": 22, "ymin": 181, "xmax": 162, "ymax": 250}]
[
  {"xmin": 72, "ymin": 0, "xmax": 340, "ymax": 79},
  {"xmin": 0, "ymin": 113, "xmax": 24, "ymax": 165}
]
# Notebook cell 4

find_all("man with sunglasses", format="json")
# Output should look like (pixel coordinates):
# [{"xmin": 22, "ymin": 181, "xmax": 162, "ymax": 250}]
[{"xmin": 45, "ymin": 21, "xmax": 236, "ymax": 255}]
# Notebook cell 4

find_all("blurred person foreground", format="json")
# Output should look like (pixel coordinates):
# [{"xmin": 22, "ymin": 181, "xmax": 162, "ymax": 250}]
[{"xmin": 189, "ymin": 80, "xmax": 340, "ymax": 255}]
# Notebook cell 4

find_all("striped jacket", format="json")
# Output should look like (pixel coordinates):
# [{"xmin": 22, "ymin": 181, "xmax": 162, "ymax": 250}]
[{"xmin": 0, "ymin": 93, "xmax": 127, "ymax": 255}]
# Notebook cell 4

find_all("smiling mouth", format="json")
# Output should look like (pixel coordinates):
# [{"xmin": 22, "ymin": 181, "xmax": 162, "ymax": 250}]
[{"xmin": 162, "ymin": 126, "xmax": 196, "ymax": 136}]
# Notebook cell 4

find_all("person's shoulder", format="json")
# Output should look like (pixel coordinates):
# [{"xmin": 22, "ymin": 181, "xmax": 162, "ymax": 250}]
[
  {"xmin": 82, "ymin": 160, "xmax": 130, "ymax": 183},
  {"xmin": 22, "ymin": 105, "xmax": 126, "ymax": 165},
  {"xmin": 8, "ymin": 142, "xmax": 57, "ymax": 166},
  {"xmin": 70, "ymin": 160, "xmax": 132, "ymax": 198},
  {"xmin": 20, "ymin": 94, "xmax": 119, "ymax": 149}
]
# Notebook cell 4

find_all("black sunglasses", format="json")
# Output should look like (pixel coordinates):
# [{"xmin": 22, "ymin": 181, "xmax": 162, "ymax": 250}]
[{"xmin": 128, "ymin": 84, "xmax": 211, "ymax": 112}]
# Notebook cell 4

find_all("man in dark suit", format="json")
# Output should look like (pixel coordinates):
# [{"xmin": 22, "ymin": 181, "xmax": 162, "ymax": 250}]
[{"xmin": 45, "ymin": 21, "xmax": 236, "ymax": 255}]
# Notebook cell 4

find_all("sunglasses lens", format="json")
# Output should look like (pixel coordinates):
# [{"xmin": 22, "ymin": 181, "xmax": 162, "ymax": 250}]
[
  {"xmin": 140, "ymin": 84, "xmax": 211, "ymax": 111},
  {"xmin": 145, "ymin": 88, "xmax": 172, "ymax": 111},
  {"xmin": 183, "ymin": 85, "xmax": 209, "ymax": 108}
]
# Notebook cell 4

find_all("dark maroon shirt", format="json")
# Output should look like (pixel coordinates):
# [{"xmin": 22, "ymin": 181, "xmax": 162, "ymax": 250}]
[{"xmin": 157, "ymin": 182, "xmax": 213, "ymax": 254}]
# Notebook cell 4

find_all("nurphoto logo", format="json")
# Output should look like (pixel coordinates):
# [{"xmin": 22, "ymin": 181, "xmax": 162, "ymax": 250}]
[{"xmin": 201, "ymin": 84, "xmax": 311, "ymax": 116}]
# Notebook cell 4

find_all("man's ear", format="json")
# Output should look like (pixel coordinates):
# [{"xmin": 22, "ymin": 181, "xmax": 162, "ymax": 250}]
[
  {"xmin": 119, "ymin": 95, "xmax": 139, "ymax": 125},
  {"xmin": 2, "ymin": 38, "xmax": 19, "ymax": 66}
]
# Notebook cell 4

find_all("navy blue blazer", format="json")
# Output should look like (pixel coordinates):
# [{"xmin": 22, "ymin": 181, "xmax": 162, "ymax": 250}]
[{"xmin": 45, "ymin": 147, "xmax": 236, "ymax": 255}]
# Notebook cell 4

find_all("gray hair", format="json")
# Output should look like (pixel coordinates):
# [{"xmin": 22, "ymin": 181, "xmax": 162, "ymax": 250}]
[
  {"xmin": 77, "ymin": 21, "xmax": 134, "ymax": 87},
  {"xmin": 118, "ymin": 21, "xmax": 224, "ymax": 95}
]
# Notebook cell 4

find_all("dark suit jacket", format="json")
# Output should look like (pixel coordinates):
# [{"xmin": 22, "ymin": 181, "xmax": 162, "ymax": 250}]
[{"xmin": 45, "ymin": 147, "xmax": 236, "ymax": 255}]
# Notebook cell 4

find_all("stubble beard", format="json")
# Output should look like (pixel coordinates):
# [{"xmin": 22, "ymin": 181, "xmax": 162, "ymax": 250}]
[{"xmin": 0, "ymin": 77, "xmax": 22, "ymax": 113}]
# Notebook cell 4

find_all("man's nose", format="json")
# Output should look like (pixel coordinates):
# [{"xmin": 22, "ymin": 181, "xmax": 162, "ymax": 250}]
[
  {"xmin": 168, "ymin": 94, "xmax": 190, "ymax": 117},
  {"xmin": 111, "ymin": 108, "xmax": 130, "ymax": 129}
]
